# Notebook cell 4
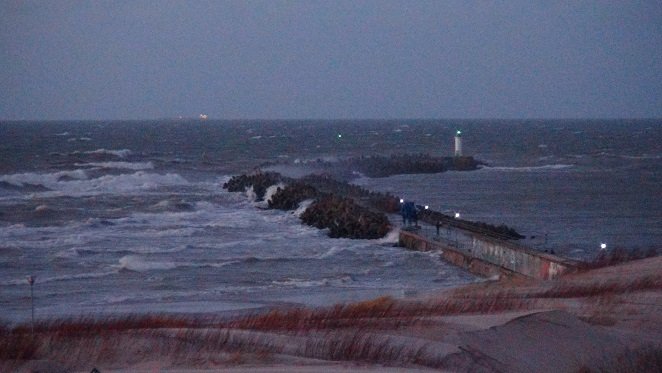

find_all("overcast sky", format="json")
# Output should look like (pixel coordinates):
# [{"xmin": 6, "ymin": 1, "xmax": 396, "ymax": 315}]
[{"xmin": 1, "ymin": 1, "xmax": 660, "ymax": 120}]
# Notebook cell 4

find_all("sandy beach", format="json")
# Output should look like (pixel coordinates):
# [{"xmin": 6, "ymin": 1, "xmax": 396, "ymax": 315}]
[{"xmin": 2, "ymin": 255, "xmax": 661, "ymax": 372}]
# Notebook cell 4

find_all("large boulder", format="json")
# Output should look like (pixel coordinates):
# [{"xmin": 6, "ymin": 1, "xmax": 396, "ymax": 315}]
[
  {"xmin": 301, "ymin": 195, "xmax": 390, "ymax": 239},
  {"xmin": 222, "ymin": 172, "xmax": 284, "ymax": 201}
]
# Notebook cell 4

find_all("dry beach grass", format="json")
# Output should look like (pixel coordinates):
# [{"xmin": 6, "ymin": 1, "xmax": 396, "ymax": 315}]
[{"xmin": 2, "ymin": 256, "xmax": 661, "ymax": 372}]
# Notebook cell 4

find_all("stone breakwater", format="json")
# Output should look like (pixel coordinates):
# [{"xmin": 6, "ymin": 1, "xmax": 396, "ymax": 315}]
[
  {"xmin": 223, "ymin": 153, "xmax": 523, "ymax": 240},
  {"xmin": 223, "ymin": 172, "xmax": 392, "ymax": 239},
  {"xmin": 340, "ymin": 154, "xmax": 483, "ymax": 178}
]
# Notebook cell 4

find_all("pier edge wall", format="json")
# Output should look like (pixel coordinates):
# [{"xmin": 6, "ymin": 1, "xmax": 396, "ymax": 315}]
[{"xmin": 398, "ymin": 230, "xmax": 578, "ymax": 280}]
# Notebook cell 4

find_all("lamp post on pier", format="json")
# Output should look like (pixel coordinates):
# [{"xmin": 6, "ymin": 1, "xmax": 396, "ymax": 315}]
[
  {"xmin": 453, "ymin": 212, "xmax": 460, "ymax": 247},
  {"xmin": 27, "ymin": 275, "xmax": 35, "ymax": 336}
]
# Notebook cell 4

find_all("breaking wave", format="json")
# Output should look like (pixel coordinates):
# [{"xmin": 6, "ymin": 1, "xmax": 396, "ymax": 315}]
[
  {"xmin": 293, "ymin": 199, "xmax": 314, "ymax": 217},
  {"xmin": 0, "ymin": 170, "xmax": 189, "ymax": 196},
  {"xmin": 272, "ymin": 275, "xmax": 355, "ymax": 288},
  {"xmin": 118, "ymin": 255, "xmax": 177, "ymax": 272},
  {"xmin": 82, "ymin": 148, "xmax": 132, "ymax": 158},
  {"xmin": 1, "ymin": 271, "xmax": 117, "ymax": 286},
  {"xmin": 316, "ymin": 246, "xmax": 352, "ymax": 259},
  {"xmin": 75, "ymin": 161, "xmax": 154, "ymax": 170},
  {"xmin": 377, "ymin": 228, "xmax": 401, "ymax": 244},
  {"xmin": 0, "ymin": 169, "xmax": 88, "ymax": 188},
  {"xmin": 480, "ymin": 164, "xmax": 573, "ymax": 172},
  {"xmin": 264, "ymin": 183, "xmax": 285, "ymax": 203},
  {"xmin": 117, "ymin": 255, "xmax": 236, "ymax": 272},
  {"xmin": 620, "ymin": 154, "xmax": 661, "ymax": 160}
]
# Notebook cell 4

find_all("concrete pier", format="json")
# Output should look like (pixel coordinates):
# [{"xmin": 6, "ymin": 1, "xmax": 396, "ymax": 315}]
[{"xmin": 399, "ymin": 224, "xmax": 580, "ymax": 280}]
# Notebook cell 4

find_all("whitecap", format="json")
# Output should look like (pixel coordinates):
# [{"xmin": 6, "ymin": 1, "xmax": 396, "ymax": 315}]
[
  {"xmin": 293, "ymin": 199, "xmax": 314, "ymax": 217},
  {"xmin": 620, "ymin": 154, "xmax": 661, "ymax": 160},
  {"xmin": 116, "ymin": 255, "xmax": 237, "ymax": 272},
  {"xmin": 244, "ymin": 185, "xmax": 257, "ymax": 201},
  {"xmin": 118, "ymin": 255, "xmax": 177, "ymax": 272},
  {"xmin": 272, "ymin": 275, "xmax": 355, "ymax": 288},
  {"xmin": 480, "ymin": 164, "xmax": 573, "ymax": 172},
  {"xmin": 263, "ymin": 183, "xmax": 285, "ymax": 203},
  {"xmin": 82, "ymin": 148, "xmax": 132, "ymax": 158},
  {"xmin": 0, "ymin": 169, "xmax": 88, "ymax": 188},
  {"xmin": 34, "ymin": 204, "xmax": 50, "ymax": 212},
  {"xmin": 272, "ymin": 278, "xmax": 328, "ymax": 288},
  {"xmin": 1, "ymin": 270, "xmax": 116, "ymax": 286},
  {"xmin": 316, "ymin": 246, "xmax": 348, "ymax": 259},
  {"xmin": 78, "ymin": 244, "xmax": 188, "ymax": 255},
  {"xmin": 7, "ymin": 171, "xmax": 189, "ymax": 197},
  {"xmin": 74, "ymin": 161, "xmax": 154, "ymax": 170},
  {"xmin": 54, "ymin": 248, "xmax": 80, "ymax": 259},
  {"xmin": 377, "ymin": 228, "xmax": 401, "ymax": 244}
]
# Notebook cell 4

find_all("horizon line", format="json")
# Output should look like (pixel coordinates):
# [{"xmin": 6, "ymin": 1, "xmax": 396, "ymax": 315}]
[{"xmin": 1, "ymin": 117, "xmax": 660, "ymax": 123}]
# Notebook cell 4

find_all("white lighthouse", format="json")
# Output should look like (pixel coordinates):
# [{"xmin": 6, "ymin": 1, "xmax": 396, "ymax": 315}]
[{"xmin": 454, "ymin": 130, "xmax": 462, "ymax": 157}]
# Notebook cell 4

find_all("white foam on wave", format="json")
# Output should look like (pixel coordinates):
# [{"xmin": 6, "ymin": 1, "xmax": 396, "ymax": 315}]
[
  {"xmin": 1, "ymin": 270, "xmax": 117, "ymax": 286},
  {"xmin": 75, "ymin": 161, "xmax": 154, "ymax": 170},
  {"xmin": 244, "ymin": 185, "xmax": 257, "ymax": 201},
  {"xmin": 316, "ymin": 246, "xmax": 350, "ymax": 259},
  {"xmin": 66, "ymin": 244, "xmax": 188, "ymax": 256},
  {"xmin": 82, "ymin": 148, "xmax": 132, "ymax": 158},
  {"xmin": 620, "ymin": 154, "xmax": 661, "ymax": 160},
  {"xmin": 293, "ymin": 199, "xmax": 314, "ymax": 217},
  {"xmin": 272, "ymin": 275, "xmax": 354, "ymax": 288},
  {"xmin": 480, "ymin": 164, "xmax": 573, "ymax": 172},
  {"xmin": 0, "ymin": 170, "xmax": 189, "ymax": 197},
  {"xmin": 117, "ymin": 255, "xmax": 236, "ymax": 272},
  {"xmin": 377, "ymin": 228, "xmax": 401, "ymax": 244},
  {"xmin": 118, "ymin": 255, "xmax": 177, "ymax": 271},
  {"xmin": 55, "ymin": 248, "xmax": 82, "ymax": 259},
  {"xmin": 0, "ymin": 169, "xmax": 88, "ymax": 188},
  {"xmin": 264, "ymin": 183, "xmax": 285, "ymax": 203}
]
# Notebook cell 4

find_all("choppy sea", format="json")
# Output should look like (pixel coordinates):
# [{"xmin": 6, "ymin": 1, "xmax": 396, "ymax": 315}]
[{"xmin": 1, "ymin": 119, "xmax": 660, "ymax": 323}]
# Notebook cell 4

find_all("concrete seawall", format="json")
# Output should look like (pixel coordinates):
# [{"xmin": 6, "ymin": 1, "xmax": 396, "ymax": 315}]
[{"xmin": 399, "ymin": 229, "xmax": 579, "ymax": 280}]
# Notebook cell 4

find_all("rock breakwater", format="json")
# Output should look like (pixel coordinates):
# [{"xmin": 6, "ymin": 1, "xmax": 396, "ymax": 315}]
[{"xmin": 223, "ymin": 172, "xmax": 392, "ymax": 239}]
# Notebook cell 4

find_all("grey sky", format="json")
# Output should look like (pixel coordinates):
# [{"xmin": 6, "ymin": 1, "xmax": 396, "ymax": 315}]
[{"xmin": 1, "ymin": 1, "xmax": 660, "ymax": 120}]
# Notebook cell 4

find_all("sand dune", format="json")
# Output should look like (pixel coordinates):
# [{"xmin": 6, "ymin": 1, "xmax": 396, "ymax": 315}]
[{"xmin": 2, "ymin": 256, "xmax": 661, "ymax": 372}]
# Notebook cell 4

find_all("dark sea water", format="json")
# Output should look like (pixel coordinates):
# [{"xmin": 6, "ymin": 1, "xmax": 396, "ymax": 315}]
[{"xmin": 0, "ymin": 119, "xmax": 660, "ymax": 323}]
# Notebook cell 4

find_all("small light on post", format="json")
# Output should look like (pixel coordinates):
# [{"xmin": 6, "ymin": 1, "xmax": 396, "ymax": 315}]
[
  {"xmin": 454, "ymin": 212, "xmax": 460, "ymax": 219},
  {"xmin": 600, "ymin": 243, "xmax": 607, "ymax": 250},
  {"xmin": 400, "ymin": 198, "xmax": 404, "ymax": 204},
  {"xmin": 424, "ymin": 205, "xmax": 429, "ymax": 210}
]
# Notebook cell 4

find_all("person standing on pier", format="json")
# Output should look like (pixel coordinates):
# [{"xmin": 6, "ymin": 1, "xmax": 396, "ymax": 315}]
[{"xmin": 436, "ymin": 221, "xmax": 441, "ymax": 236}]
